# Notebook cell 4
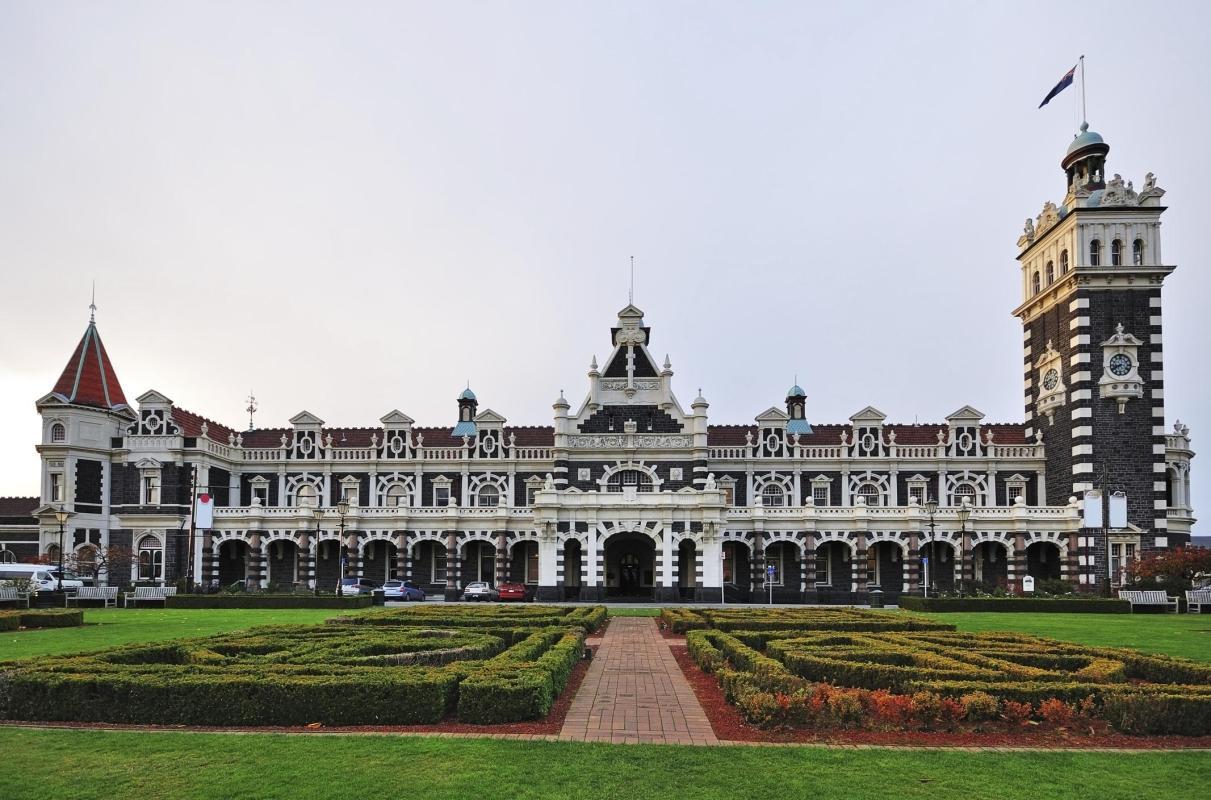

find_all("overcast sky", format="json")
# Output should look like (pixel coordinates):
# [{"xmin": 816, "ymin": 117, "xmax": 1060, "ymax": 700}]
[{"xmin": 1, "ymin": 1, "xmax": 1207, "ymax": 520}]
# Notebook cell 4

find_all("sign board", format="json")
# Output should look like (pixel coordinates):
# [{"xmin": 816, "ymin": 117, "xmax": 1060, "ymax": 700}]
[
  {"xmin": 921, "ymin": 556, "xmax": 929, "ymax": 566},
  {"xmin": 1082, "ymin": 490, "xmax": 1103, "ymax": 528},
  {"xmin": 1022, "ymin": 575, "xmax": 1036, "ymax": 593},
  {"xmin": 766, "ymin": 565, "xmax": 776, "ymax": 576}
]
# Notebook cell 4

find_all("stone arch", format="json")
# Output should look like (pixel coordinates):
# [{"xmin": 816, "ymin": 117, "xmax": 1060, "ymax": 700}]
[{"xmin": 597, "ymin": 461, "xmax": 663, "ymax": 492}]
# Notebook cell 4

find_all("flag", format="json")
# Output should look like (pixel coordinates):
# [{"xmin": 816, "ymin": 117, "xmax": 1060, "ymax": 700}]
[
  {"xmin": 195, "ymin": 492, "xmax": 214, "ymax": 528},
  {"xmin": 1038, "ymin": 64, "xmax": 1077, "ymax": 108}
]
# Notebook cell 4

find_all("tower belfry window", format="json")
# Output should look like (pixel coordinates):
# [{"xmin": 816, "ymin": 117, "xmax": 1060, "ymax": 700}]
[
  {"xmin": 1031, "ymin": 271, "xmax": 1041, "ymax": 295},
  {"xmin": 1111, "ymin": 239, "xmax": 1123, "ymax": 266},
  {"xmin": 1060, "ymin": 249, "xmax": 1069, "ymax": 274},
  {"xmin": 1089, "ymin": 239, "xmax": 1101, "ymax": 267},
  {"xmin": 1045, "ymin": 261, "xmax": 1055, "ymax": 285},
  {"xmin": 1132, "ymin": 239, "xmax": 1144, "ymax": 266}
]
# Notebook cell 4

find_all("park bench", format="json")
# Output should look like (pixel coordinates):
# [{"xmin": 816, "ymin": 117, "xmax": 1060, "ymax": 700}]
[
  {"xmin": 124, "ymin": 586, "xmax": 177, "ymax": 607},
  {"xmin": 1118, "ymin": 589, "xmax": 1178, "ymax": 613},
  {"xmin": 68, "ymin": 586, "xmax": 119, "ymax": 608},
  {"xmin": 0, "ymin": 586, "xmax": 30, "ymax": 608},
  {"xmin": 1185, "ymin": 589, "xmax": 1211, "ymax": 614}
]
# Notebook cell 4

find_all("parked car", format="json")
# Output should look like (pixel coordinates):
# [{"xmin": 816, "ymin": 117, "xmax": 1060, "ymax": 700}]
[
  {"xmin": 0, "ymin": 564, "xmax": 85, "ymax": 593},
  {"xmin": 497, "ymin": 581, "xmax": 531, "ymax": 602},
  {"xmin": 339, "ymin": 578, "xmax": 380, "ymax": 596},
  {"xmin": 382, "ymin": 580, "xmax": 426, "ymax": 601},
  {"xmin": 462, "ymin": 581, "xmax": 498, "ymax": 602}
]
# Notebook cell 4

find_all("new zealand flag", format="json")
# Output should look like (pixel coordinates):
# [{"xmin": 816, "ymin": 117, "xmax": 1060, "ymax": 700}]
[{"xmin": 1038, "ymin": 65, "xmax": 1077, "ymax": 108}]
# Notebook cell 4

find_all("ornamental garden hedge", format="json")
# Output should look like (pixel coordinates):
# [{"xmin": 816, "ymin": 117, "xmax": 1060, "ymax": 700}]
[
  {"xmin": 659, "ymin": 606, "xmax": 956, "ymax": 634},
  {"xmin": 165, "ymin": 594, "xmax": 373, "ymax": 609},
  {"xmin": 329, "ymin": 604, "xmax": 608, "ymax": 633},
  {"xmin": 0, "ymin": 606, "xmax": 605, "ymax": 726},
  {"xmin": 898, "ymin": 596, "xmax": 1131, "ymax": 613},
  {"xmin": 0, "ymin": 609, "xmax": 83, "ymax": 632},
  {"xmin": 687, "ymin": 624, "xmax": 1211, "ymax": 735}
]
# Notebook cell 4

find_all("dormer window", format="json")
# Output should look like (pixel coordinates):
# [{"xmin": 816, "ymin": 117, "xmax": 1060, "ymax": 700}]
[
  {"xmin": 1111, "ymin": 239, "xmax": 1123, "ymax": 266},
  {"xmin": 1090, "ymin": 239, "xmax": 1101, "ymax": 266},
  {"xmin": 50, "ymin": 423, "xmax": 65, "ymax": 443},
  {"xmin": 1045, "ymin": 260, "xmax": 1054, "ymax": 285},
  {"xmin": 1060, "ymin": 249, "xmax": 1069, "ymax": 274},
  {"xmin": 1132, "ymin": 239, "xmax": 1144, "ymax": 266}
]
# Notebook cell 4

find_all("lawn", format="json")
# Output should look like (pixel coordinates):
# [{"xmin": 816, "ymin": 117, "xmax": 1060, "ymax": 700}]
[
  {"xmin": 1, "ymin": 728, "xmax": 1206, "ymax": 800},
  {"xmin": 904, "ymin": 610, "xmax": 1211, "ymax": 661}
]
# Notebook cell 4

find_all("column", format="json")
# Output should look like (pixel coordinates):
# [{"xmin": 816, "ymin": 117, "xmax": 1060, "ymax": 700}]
[
  {"xmin": 200, "ymin": 532, "xmax": 216, "ymax": 587},
  {"xmin": 1011, "ymin": 533, "xmax": 1026, "ymax": 594},
  {"xmin": 697, "ymin": 532, "xmax": 722, "ymax": 603},
  {"xmin": 394, "ymin": 530, "xmax": 408, "ymax": 582},
  {"xmin": 904, "ymin": 532, "xmax": 919, "ymax": 594},
  {"xmin": 656, "ymin": 529, "xmax": 679, "ymax": 603},
  {"xmin": 248, "ymin": 532, "xmax": 266, "ymax": 589},
  {"xmin": 750, "ymin": 530, "xmax": 765, "ymax": 604},
  {"xmin": 581, "ymin": 526, "xmax": 603, "ymax": 602},
  {"xmin": 443, "ymin": 530, "xmax": 459, "ymax": 601},
  {"xmin": 494, "ymin": 530, "xmax": 508, "ymax": 586},
  {"xmin": 802, "ymin": 532, "xmax": 816, "ymax": 598},
  {"xmin": 536, "ymin": 528, "xmax": 560, "ymax": 602},
  {"xmin": 853, "ymin": 533, "xmax": 867, "ymax": 599},
  {"xmin": 345, "ymin": 529, "xmax": 361, "ymax": 579}
]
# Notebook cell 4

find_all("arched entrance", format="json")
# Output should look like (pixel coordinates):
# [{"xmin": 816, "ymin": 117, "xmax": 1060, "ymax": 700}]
[
  {"xmin": 1026, "ymin": 541, "xmax": 1062, "ymax": 583},
  {"xmin": 722, "ymin": 541, "xmax": 750, "ymax": 602},
  {"xmin": 510, "ymin": 540, "xmax": 539, "ymax": 587},
  {"xmin": 461, "ymin": 540, "xmax": 496, "ymax": 586},
  {"xmin": 677, "ymin": 539, "xmax": 696, "ymax": 599},
  {"xmin": 314, "ymin": 539, "xmax": 344, "ymax": 592},
  {"xmin": 973, "ymin": 541, "xmax": 1008, "ymax": 589},
  {"xmin": 867, "ymin": 541, "xmax": 904, "ymax": 601},
  {"xmin": 919, "ymin": 539, "xmax": 955, "ymax": 594},
  {"xmin": 764, "ymin": 541, "xmax": 801, "ymax": 603},
  {"xmin": 266, "ymin": 539, "xmax": 298, "ymax": 590},
  {"xmin": 218, "ymin": 540, "xmax": 248, "ymax": 587},
  {"xmin": 815, "ymin": 541, "xmax": 852, "ymax": 604},
  {"xmin": 363, "ymin": 539, "xmax": 399, "ymax": 584},
  {"xmin": 563, "ymin": 539, "xmax": 582, "ymax": 599},
  {"xmin": 412, "ymin": 540, "xmax": 447, "ymax": 592},
  {"xmin": 603, "ymin": 532, "xmax": 655, "ymax": 599}
]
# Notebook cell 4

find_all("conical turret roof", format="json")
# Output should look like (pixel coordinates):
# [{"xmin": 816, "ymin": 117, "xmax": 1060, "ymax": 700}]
[{"xmin": 48, "ymin": 320, "xmax": 129, "ymax": 411}]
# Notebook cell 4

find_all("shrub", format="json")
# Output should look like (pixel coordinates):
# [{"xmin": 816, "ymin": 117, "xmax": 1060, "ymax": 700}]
[
  {"xmin": 868, "ymin": 689, "xmax": 914, "ymax": 726},
  {"xmin": 167, "ymin": 595, "xmax": 372, "ymax": 609},
  {"xmin": 1101, "ymin": 693, "xmax": 1211, "ymax": 736},
  {"xmin": 960, "ymin": 691, "xmax": 1000, "ymax": 721},
  {"xmin": 0, "ymin": 610, "xmax": 84, "ymax": 631},
  {"xmin": 1001, "ymin": 700, "xmax": 1034, "ymax": 725},
  {"xmin": 1038, "ymin": 698, "xmax": 1075, "ymax": 727},
  {"xmin": 910, "ymin": 691, "xmax": 942, "ymax": 726}
]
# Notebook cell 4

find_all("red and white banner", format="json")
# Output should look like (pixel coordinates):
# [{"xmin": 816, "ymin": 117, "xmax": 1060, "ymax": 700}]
[{"xmin": 195, "ymin": 493, "xmax": 214, "ymax": 529}]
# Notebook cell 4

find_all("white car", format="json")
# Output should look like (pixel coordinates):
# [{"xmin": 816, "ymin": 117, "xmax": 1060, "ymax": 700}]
[
  {"xmin": 462, "ymin": 581, "xmax": 498, "ymax": 602},
  {"xmin": 0, "ymin": 564, "xmax": 85, "ymax": 592}
]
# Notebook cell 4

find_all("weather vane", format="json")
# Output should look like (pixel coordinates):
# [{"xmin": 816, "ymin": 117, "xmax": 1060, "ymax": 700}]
[{"xmin": 245, "ymin": 391, "xmax": 257, "ymax": 431}]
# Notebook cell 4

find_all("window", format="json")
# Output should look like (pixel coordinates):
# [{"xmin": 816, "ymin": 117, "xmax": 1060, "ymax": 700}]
[
  {"xmin": 812, "ymin": 485, "xmax": 830, "ymax": 506},
  {"xmin": 294, "ymin": 483, "xmax": 316, "ymax": 508},
  {"xmin": 1006, "ymin": 480, "xmax": 1027, "ymax": 504},
  {"xmin": 722, "ymin": 544, "xmax": 735, "ymax": 584},
  {"xmin": 477, "ymin": 485, "xmax": 500, "ymax": 507},
  {"xmin": 722, "ymin": 485, "xmax": 736, "ymax": 506},
  {"xmin": 607, "ymin": 469, "xmax": 652, "ymax": 493},
  {"xmin": 1031, "ymin": 271, "xmax": 1040, "ymax": 295},
  {"xmin": 49, "ymin": 473, "xmax": 63, "ymax": 503},
  {"xmin": 1089, "ymin": 239, "xmax": 1101, "ymax": 266},
  {"xmin": 1060, "ymin": 249, "xmax": 1069, "ymax": 274},
  {"xmin": 908, "ymin": 484, "xmax": 926, "ymax": 506},
  {"xmin": 0, "ymin": 549, "xmax": 15, "ymax": 564},
  {"xmin": 138, "ymin": 535, "xmax": 163, "ymax": 581},
  {"xmin": 856, "ymin": 483, "xmax": 881, "ymax": 506},
  {"xmin": 143, "ymin": 474, "xmax": 161, "ymax": 506},
  {"xmin": 1045, "ymin": 260, "xmax": 1054, "ymax": 285},
  {"xmin": 252, "ymin": 484, "xmax": 269, "ymax": 506},
  {"xmin": 50, "ymin": 423, "xmax": 65, "ymax": 443},
  {"xmin": 342, "ymin": 484, "xmax": 359, "ymax": 505},
  {"xmin": 1132, "ymin": 238, "xmax": 1144, "ymax": 266},
  {"xmin": 76, "ymin": 546, "xmax": 97, "ymax": 578},
  {"xmin": 761, "ymin": 484, "xmax": 785, "ymax": 507},
  {"xmin": 817, "ymin": 548, "xmax": 833, "ymax": 586},
  {"xmin": 953, "ymin": 482, "xmax": 977, "ymax": 506},
  {"xmin": 434, "ymin": 485, "xmax": 451, "ymax": 507},
  {"xmin": 1111, "ymin": 239, "xmax": 1122, "ymax": 266},
  {"xmin": 525, "ymin": 482, "xmax": 540, "ymax": 506},
  {"xmin": 385, "ymin": 484, "xmax": 408, "ymax": 508}
]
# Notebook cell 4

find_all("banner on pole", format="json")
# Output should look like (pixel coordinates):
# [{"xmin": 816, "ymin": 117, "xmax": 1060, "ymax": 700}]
[
  {"xmin": 1109, "ymin": 491, "xmax": 1127, "ymax": 529},
  {"xmin": 195, "ymin": 493, "xmax": 214, "ymax": 529},
  {"xmin": 1082, "ymin": 490, "xmax": 1103, "ymax": 528}
]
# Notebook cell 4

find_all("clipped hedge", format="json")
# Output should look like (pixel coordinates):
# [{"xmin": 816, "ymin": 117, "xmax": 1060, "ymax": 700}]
[
  {"xmin": 166, "ymin": 595, "xmax": 372, "ymax": 609},
  {"xmin": 659, "ymin": 607, "xmax": 956, "ymax": 634},
  {"xmin": 899, "ymin": 596, "xmax": 1130, "ymax": 613},
  {"xmin": 331, "ymin": 604, "xmax": 606, "ymax": 633},
  {"xmin": 0, "ymin": 609, "xmax": 84, "ymax": 632},
  {"xmin": 456, "ymin": 629, "xmax": 586, "ymax": 723}
]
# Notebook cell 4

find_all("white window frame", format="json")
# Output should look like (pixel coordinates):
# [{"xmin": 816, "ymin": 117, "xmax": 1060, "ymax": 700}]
[
  {"xmin": 477, "ymin": 485, "xmax": 500, "ymax": 507},
  {"xmin": 50, "ymin": 423, "xmax": 66, "ymax": 443},
  {"xmin": 137, "ymin": 534, "xmax": 163, "ymax": 582},
  {"xmin": 855, "ymin": 483, "xmax": 881, "ymax": 507},
  {"xmin": 1005, "ymin": 479, "xmax": 1027, "ymax": 505},
  {"xmin": 49, "ymin": 472, "xmax": 64, "ymax": 503},
  {"xmin": 766, "ymin": 544, "xmax": 786, "ymax": 586},
  {"xmin": 761, "ymin": 484, "xmax": 786, "ymax": 507},
  {"xmin": 250, "ymin": 477, "xmax": 270, "ymax": 507},
  {"xmin": 384, "ymin": 483, "xmax": 409, "ymax": 508},
  {"xmin": 142, "ymin": 471, "xmax": 162, "ymax": 506}
]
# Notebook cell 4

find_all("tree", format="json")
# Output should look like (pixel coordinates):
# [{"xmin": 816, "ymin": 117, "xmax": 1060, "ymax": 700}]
[
  {"xmin": 38, "ymin": 544, "xmax": 136, "ymax": 586},
  {"xmin": 1130, "ymin": 546, "xmax": 1211, "ymax": 589}
]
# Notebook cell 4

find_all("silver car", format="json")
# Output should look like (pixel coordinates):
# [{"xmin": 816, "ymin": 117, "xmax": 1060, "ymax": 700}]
[{"xmin": 462, "ymin": 581, "xmax": 498, "ymax": 602}]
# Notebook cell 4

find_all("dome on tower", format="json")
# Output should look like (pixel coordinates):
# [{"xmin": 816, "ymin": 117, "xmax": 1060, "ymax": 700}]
[
  {"xmin": 459, "ymin": 387, "xmax": 477, "ymax": 401},
  {"xmin": 1066, "ymin": 122, "xmax": 1104, "ymax": 156},
  {"xmin": 786, "ymin": 384, "xmax": 806, "ymax": 398}
]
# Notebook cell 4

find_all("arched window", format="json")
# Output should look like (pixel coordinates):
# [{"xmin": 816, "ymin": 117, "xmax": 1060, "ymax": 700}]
[
  {"xmin": 607, "ymin": 469, "xmax": 653, "ymax": 493},
  {"xmin": 761, "ymin": 484, "xmax": 786, "ymax": 507},
  {"xmin": 1060, "ymin": 249, "xmax": 1069, "ymax": 274},
  {"xmin": 385, "ymin": 483, "xmax": 408, "ymax": 508},
  {"xmin": 294, "ymin": 483, "xmax": 317, "ymax": 507},
  {"xmin": 1089, "ymin": 239, "xmax": 1101, "ymax": 266},
  {"xmin": 953, "ymin": 483, "xmax": 978, "ymax": 506},
  {"xmin": 1111, "ymin": 239, "xmax": 1123, "ymax": 266},
  {"xmin": 76, "ymin": 545, "xmax": 97, "ymax": 578},
  {"xmin": 45, "ymin": 544, "xmax": 60, "ymax": 563},
  {"xmin": 50, "ymin": 423, "xmax": 65, "ymax": 443},
  {"xmin": 477, "ymin": 485, "xmax": 499, "ymax": 507},
  {"xmin": 0, "ymin": 548, "xmax": 15, "ymax": 564},
  {"xmin": 1132, "ymin": 238, "xmax": 1144, "ymax": 266},
  {"xmin": 1031, "ymin": 271, "xmax": 1041, "ymax": 295},
  {"xmin": 138, "ymin": 535, "xmax": 163, "ymax": 581},
  {"xmin": 1045, "ymin": 261, "xmax": 1055, "ymax": 285},
  {"xmin": 856, "ymin": 483, "xmax": 881, "ymax": 507}
]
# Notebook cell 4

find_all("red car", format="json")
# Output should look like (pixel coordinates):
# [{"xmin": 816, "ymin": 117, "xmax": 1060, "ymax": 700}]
[{"xmin": 496, "ymin": 582, "xmax": 531, "ymax": 602}]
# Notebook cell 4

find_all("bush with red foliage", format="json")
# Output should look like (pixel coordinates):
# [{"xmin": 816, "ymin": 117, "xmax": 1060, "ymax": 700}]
[
  {"xmin": 1002, "ymin": 700, "xmax": 1034, "ymax": 726},
  {"xmin": 1039, "ymin": 698, "xmax": 1076, "ymax": 727},
  {"xmin": 1130, "ymin": 546, "xmax": 1211, "ymax": 589}
]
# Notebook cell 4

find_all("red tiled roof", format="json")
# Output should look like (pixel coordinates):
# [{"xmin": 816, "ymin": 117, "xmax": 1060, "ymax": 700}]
[
  {"xmin": 171, "ymin": 406, "xmax": 238, "ymax": 443},
  {"xmin": 0, "ymin": 496, "xmax": 39, "ymax": 520},
  {"xmin": 49, "ymin": 323, "xmax": 128, "ymax": 410}
]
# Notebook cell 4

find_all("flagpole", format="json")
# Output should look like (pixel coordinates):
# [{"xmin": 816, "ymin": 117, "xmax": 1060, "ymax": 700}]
[{"xmin": 1080, "ymin": 54, "xmax": 1087, "ymax": 123}]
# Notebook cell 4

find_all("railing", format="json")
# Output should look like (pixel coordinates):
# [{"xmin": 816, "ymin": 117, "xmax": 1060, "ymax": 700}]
[
  {"xmin": 125, "ymin": 434, "xmax": 184, "ymax": 451},
  {"xmin": 707, "ymin": 442, "xmax": 1043, "ymax": 462}
]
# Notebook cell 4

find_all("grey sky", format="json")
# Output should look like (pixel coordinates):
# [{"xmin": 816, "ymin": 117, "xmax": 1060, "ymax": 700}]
[{"xmin": 1, "ymin": 1, "xmax": 1207, "ymax": 522}]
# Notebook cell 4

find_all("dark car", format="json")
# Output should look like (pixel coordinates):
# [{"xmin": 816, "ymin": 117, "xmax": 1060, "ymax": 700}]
[
  {"xmin": 497, "ymin": 581, "xmax": 531, "ymax": 602},
  {"xmin": 383, "ymin": 580, "xmax": 426, "ymax": 601}
]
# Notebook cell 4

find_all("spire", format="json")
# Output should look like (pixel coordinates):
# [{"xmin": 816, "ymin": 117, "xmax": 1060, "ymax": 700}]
[{"xmin": 48, "ymin": 307, "xmax": 128, "ymax": 411}]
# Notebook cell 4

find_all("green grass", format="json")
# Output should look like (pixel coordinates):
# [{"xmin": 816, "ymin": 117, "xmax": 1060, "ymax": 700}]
[
  {"xmin": 0, "ymin": 608, "xmax": 367, "ymax": 661},
  {"xmin": 902, "ymin": 611, "xmax": 1211, "ymax": 661},
  {"xmin": 0, "ymin": 728, "xmax": 1206, "ymax": 800},
  {"xmin": 607, "ymin": 607, "xmax": 662, "ymax": 617}
]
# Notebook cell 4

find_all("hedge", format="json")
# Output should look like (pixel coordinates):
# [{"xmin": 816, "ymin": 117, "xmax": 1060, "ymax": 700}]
[
  {"xmin": 166, "ymin": 595, "xmax": 373, "ymax": 609},
  {"xmin": 659, "ymin": 607, "xmax": 956, "ymax": 634},
  {"xmin": 0, "ymin": 621, "xmax": 584, "ymax": 727},
  {"xmin": 331, "ymin": 605, "xmax": 606, "ymax": 633},
  {"xmin": 0, "ymin": 609, "xmax": 84, "ymax": 632},
  {"xmin": 898, "ymin": 596, "xmax": 1131, "ymax": 613}
]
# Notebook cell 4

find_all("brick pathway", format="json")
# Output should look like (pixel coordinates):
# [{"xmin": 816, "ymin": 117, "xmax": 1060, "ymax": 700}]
[{"xmin": 559, "ymin": 617, "xmax": 717, "ymax": 745}]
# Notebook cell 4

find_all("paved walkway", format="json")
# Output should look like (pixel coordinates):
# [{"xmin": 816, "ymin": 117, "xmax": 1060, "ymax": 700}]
[{"xmin": 559, "ymin": 617, "xmax": 717, "ymax": 745}]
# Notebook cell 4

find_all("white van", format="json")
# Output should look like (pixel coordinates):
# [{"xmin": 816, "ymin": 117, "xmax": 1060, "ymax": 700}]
[{"xmin": 0, "ymin": 564, "xmax": 85, "ymax": 592}]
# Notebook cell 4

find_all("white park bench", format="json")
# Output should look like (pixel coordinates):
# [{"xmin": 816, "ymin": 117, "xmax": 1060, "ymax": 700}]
[
  {"xmin": 68, "ymin": 586, "xmax": 119, "ymax": 608},
  {"xmin": 1118, "ymin": 589, "xmax": 1179, "ymax": 613},
  {"xmin": 0, "ymin": 586, "xmax": 30, "ymax": 608},
  {"xmin": 123, "ymin": 586, "xmax": 177, "ymax": 607},
  {"xmin": 1185, "ymin": 589, "xmax": 1211, "ymax": 614}
]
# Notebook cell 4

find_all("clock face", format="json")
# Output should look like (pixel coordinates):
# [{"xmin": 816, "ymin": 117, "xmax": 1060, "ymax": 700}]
[
  {"xmin": 1108, "ymin": 353, "xmax": 1133, "ymax": 377},
  {"xmin": 1042, "ymin": 368, "xmax": 1059, "ymax": 391}
]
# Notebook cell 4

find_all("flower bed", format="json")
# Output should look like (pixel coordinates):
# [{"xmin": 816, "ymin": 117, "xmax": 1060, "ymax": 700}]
[
  {"xmin": 658, "ymin": 607, "xmax": 956, "ymax": 634},
  {"xmin": 898, "ymin": 596, "xmax": 1130, "ymax": 613},
  {"xmin": 0, "ymin": 621, "xmax": 585, "ymax": 727},
  {"xmin": 330, "ymin": 604, "xmax": 607, "ymax": 633},
  {"xmin": 687, "ymin": 627, "xmax": 1211, "ymax": 735},
  {"xmin": 0, "ymin": 609, "xmax": 84, "ymax": 631}
]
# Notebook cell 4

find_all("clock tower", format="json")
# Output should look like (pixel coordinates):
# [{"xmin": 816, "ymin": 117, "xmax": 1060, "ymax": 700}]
[{"xmin": 1013, "ymin": 122, "xmax": 1184, "ymax": 590}]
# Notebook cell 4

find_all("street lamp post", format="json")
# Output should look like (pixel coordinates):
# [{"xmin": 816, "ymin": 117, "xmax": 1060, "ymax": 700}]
[
  {"xmin": 956, "ymin": 498, "xmax": 972, "ymax": 591},
  {"xmin": 923, "ymin": 498, "xmax": 938, "ymax": 598},
  {"xmin": 336, "ymin": 498, "xmax": 349, "ymax": 596},
  {"xmin": 303, "ymin": 503, "xmax": 319, "ymax": 593},
  {"xmin": 53, "ymin": 505, "xmax": 71, "ymax": 593}
]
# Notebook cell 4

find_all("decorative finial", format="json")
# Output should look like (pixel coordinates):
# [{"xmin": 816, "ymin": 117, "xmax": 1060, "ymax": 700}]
[
  {"xmin": 245, "ymin": 391, "xmax": 257, "ymax": 431},
  {"xmin": 629, "ymin": 256, "xmax": 634, "ymax": 304},
  {"xmin": 1115, "ymin": 322, "xmax": 1124, "ymax": 335},
  {"xmin": 89, "ymin": 281, "xmax": 96, "ymax": 324},
  {"xmin": 663, "ymin": 354, "xmax": 671, "ymax": 370},
  {"xmin": 590, "ymin": 355, "xmax": 598, "ymax": 370}
]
